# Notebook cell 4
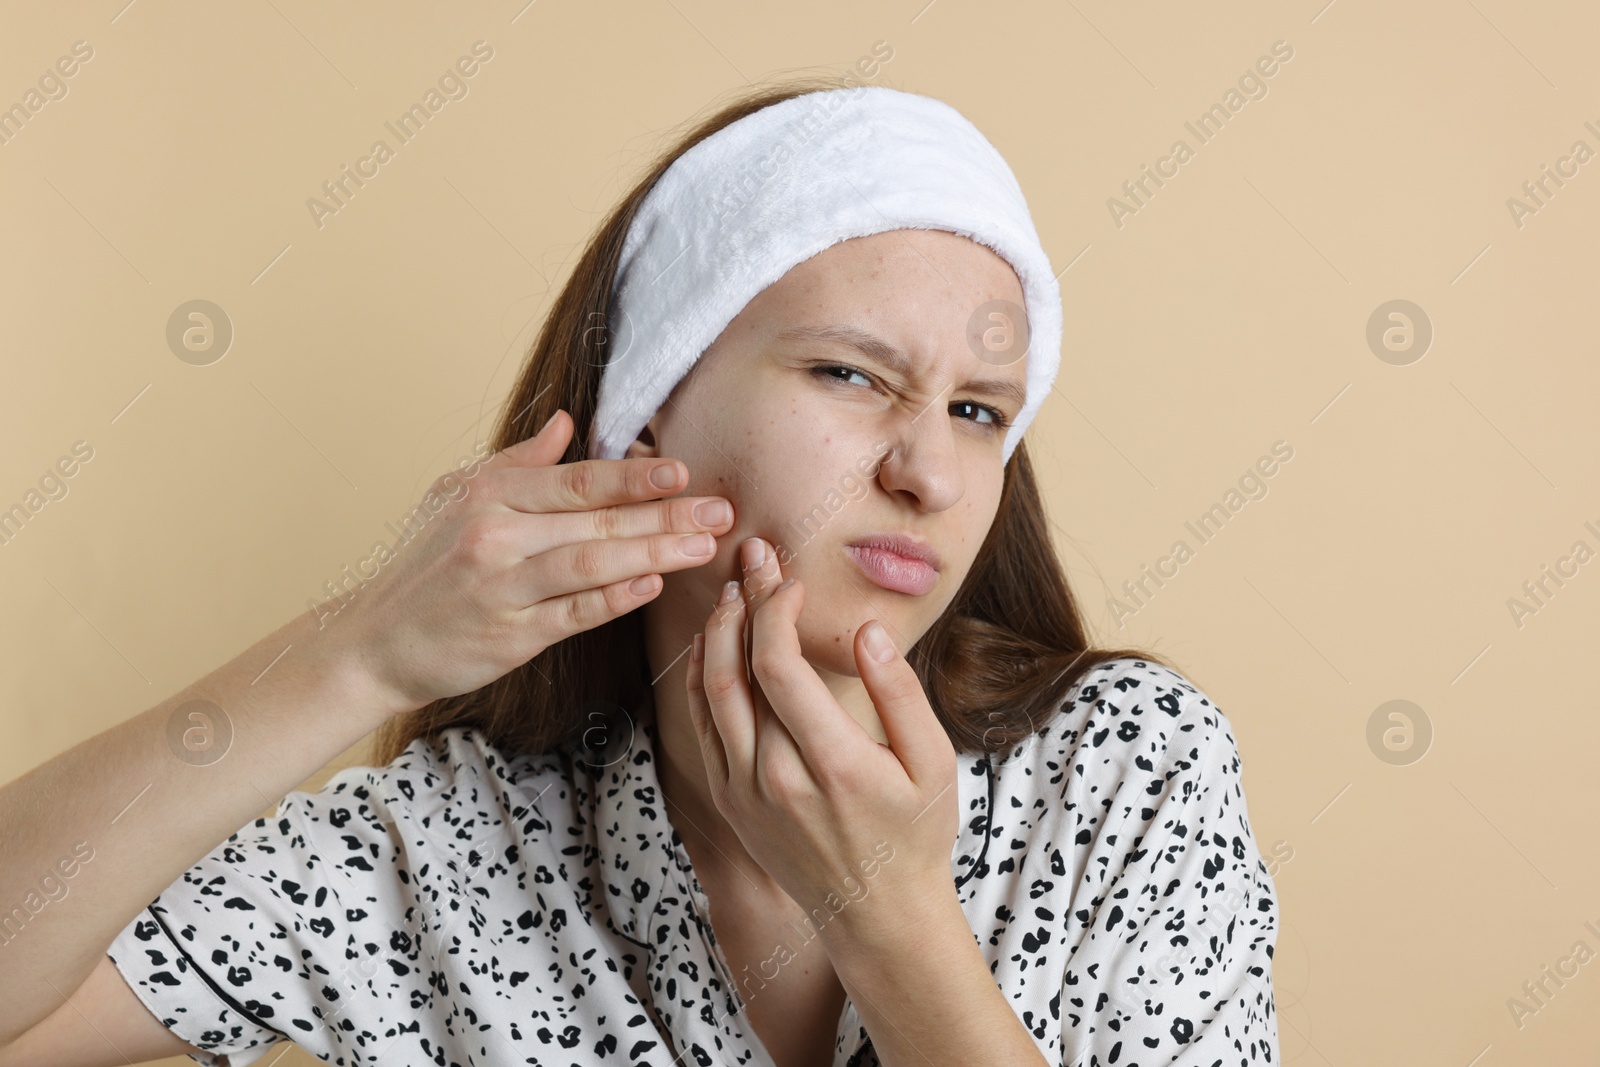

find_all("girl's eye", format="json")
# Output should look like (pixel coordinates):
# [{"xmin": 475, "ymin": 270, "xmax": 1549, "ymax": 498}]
[
  {"xmin": 952, "ymin": 400, "xmax": 1010, "ymax": 430},
  {"xmin": 814, "ymin": 363, "xmax": 874, "ymax": 389},
  {"xmin": 810, "ymin": 364, "xmax": 1011, "ymax": 432}
]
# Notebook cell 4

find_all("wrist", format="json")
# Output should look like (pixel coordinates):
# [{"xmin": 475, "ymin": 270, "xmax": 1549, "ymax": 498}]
[
  {"xmin": 285, "ymin": 607, "xmax": 420, "ymax": 729},
  {"xmin": 818, "ymin": 877, "xmax": 969, "ymax": 972}
]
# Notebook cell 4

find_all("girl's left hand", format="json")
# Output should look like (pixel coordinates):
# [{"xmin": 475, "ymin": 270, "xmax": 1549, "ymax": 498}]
[{"xmin": 683, "ymin": 535, "xmax": 960, "ymax": 941}]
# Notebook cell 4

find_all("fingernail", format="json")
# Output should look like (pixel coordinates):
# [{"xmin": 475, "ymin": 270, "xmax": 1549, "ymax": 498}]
[
  {"xmin": 719, "ymin": 579, "xmax": 741, "ymax": 605},
  {"xmin": 694, "ymin": 499, "xmax": 731, "ymax": 526},
  {"xmin": 651, "ymin": 462, "xmax": 683, "ymax": 490},
  {"xmin": 691, "ymin": 632, "xmax": 704, "ymax": 663},
  {"xmin": 680, "ymin": 532, "xmax": 715, "ymax": 556},
  {"xmin": 537, "ymin": 410, "xmax": 559, "ymax": 437},
  {"xmin": 741, "ymin": 536, "xmax": 765, "ymax": 571},
  {"xmin": 864, "ymin": 620, "xmax": 896, "ymax": 663}
]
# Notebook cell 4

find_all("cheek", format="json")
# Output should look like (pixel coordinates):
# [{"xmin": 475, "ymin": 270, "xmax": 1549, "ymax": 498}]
[
  {"xmin": 667, "ymin": 392, "xmax": 838, "ymax": 563},
  {"xmin": 702, "ymin": 392, "xmax": 857, "ymax": 499},
  {"xmin": 948, "ymin": 492, "xmax": 997, "ymax": 557}
]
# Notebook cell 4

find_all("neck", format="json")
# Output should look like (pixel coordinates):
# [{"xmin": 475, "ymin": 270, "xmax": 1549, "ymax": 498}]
[{"xmin": 640, "ymin": 587, "xmax": 887, "ymax": 895}]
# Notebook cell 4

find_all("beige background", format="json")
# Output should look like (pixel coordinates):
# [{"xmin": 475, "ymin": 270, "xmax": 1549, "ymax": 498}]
[{"xmin": 3, "ymin": 0, "xmax": 1596, "ymax": 1063}]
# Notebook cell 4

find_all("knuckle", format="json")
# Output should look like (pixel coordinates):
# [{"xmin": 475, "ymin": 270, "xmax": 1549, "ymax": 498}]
[
  {"xmin": 572, "ymin": 538, "xmax": 605, "ymax": 580},
  {"xmin": 440, "ymin": 471, "xmax": 477, "ymax": 509},
  {"xmin": 757, "ymin": 758, "xmax": 804, "ymax": 801},
  {"xmin": 469, "ymin": 466, "xmax": 505, "ymax": 500},
  {"xmin": 701, "ymin": 666, "xmax": 743, "ymax": 703},
  {"xmin": 430, "ymin": 463, "xmax": 474, "ymax": 497},
  {"xmin": 748, "ymin": 646, "xmax": 784, "ymax": 685},
  {"xmin": 457, "ymin": 517, "xmax": 500, "ymax": 563},
  {"xmin": 808, "ymin": 750, "xmax": 851, "ymax": 787},
  {"xmin": 562, "ymin": 460, "xmax": 596, "ymax": 506},
  {"xmin": 601, "ymin": 580, "xmax": 634, "ymax": 621},
  {"xmin": 592, "ymin": 503, "xmax": 622, "ymax": 540},
  {"xmin": 558, "ymin": 592, "xmax": 588, "ymax": 634},
  {"xmin": 653, "ymin": 531, "xmax": 684, "ymax": 570}
]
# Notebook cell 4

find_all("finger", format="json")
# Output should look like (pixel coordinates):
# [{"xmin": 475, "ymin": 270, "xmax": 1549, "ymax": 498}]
[
  {"xmin": 494, "ymin": 449, "xmax": 695, "ymax": 517},
  {"xmin": 853, "ymin": 617, "xmax": 950, "ymax": 787},
  {"xmin": 698, "ymin": 579, "xmax": 757, "ymax": 771},
  {"xmin": 736, "ymin": 535, "xmax": 785, "ymax": 605},
  {"xmin": 490, "ymin": 407, "xmax": 574, "ymax": 467},
  {"xmin": 518, "ymin": 570, "xmax": 667, "ymax": 645},
  {"xmin": 735, "ymin": 537, "xmax": 784, "ymax": 682},
  {"xmin": 745, "ymin": 578, "xmax": 865, "ymax": 766},
  {"xmin": 510, "ymin": 528, "xmax": 724, "ymax": 608},
  {"xmin": 485, "ymin": 486, "xmax": 733, "ymax": 554},
  {"xmin": 684, "ymin": 631, "xmax": 730, "ymax": 793}
]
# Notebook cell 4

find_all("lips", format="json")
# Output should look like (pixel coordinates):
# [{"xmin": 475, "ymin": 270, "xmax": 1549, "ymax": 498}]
[
  {"xmin": 846, "ymin": 533, "xmax": 941, "ymax": 571},
  {"xmin": 845, "ymin": 543, "xmax": 939, "ymax": 596}
]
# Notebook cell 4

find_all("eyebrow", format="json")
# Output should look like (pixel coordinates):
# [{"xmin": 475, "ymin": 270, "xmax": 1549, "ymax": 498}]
[{"xmin": 776, "ymin": 323, "xmax": 1029, "ymax": 413}]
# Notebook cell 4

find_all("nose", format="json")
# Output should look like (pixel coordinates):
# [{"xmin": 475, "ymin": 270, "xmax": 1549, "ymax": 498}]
[{"xmin": 873, "ymin": 405, "xmax": 965, "ymax": 512}]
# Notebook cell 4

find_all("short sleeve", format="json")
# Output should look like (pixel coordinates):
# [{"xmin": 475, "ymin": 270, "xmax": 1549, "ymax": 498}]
[
  {"xmin": 105, "ymin": 736, "xmax": 455, "ymax": 1067},
  {"xmin": 1054, "ymin": 665, "xmax": 1279, "ymax": 1065}
]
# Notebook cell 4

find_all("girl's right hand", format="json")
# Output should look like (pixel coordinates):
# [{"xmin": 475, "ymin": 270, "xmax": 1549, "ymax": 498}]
[{"xmin": 325, "ymin": 408, "xmax": 733, "ymax": 715}]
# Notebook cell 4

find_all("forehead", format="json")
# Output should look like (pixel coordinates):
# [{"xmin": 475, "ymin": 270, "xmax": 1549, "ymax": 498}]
[
  {"xmin": 781, "ymin": 228, "xmax": 1023, "ymax": 301},
  {"xmin": 737, "ymin": 229, "xmax": 1032, "ymax": 379}
]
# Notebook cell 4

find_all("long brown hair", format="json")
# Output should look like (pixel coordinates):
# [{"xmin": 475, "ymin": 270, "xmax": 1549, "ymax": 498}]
[{"xmin": 372, "ymin": 73, "xmax": 1172, "ymax": 767}]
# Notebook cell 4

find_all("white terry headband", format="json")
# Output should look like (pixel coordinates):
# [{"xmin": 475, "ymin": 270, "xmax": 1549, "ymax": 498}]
[{"xmin": 588, "ymin": 84, "xmax": 1062, "ymax": 466}]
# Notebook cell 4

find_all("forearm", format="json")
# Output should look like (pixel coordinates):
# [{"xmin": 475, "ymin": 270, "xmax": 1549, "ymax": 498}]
[
  {"xmin": 0, "ymin": 607, "xmax": 411, "ymax": 1045},
  {"xmin": 823, "ymin": 889, "xmax": 1049, "ymax": 1067}
]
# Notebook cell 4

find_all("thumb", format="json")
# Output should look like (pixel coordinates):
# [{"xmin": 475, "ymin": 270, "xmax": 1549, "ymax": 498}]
[
  {"xmin": 495, "ymin": 408, "xmax": 573, "ymax": 467},
  {"xmin": 855, "ymin": 619, "xmax": 945, "ymax": 784}
]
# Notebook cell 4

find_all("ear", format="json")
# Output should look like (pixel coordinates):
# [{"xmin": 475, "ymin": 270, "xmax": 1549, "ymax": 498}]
[{"xmin": 623, "ymin": 414, "xmax": 662, "ymax": 461}]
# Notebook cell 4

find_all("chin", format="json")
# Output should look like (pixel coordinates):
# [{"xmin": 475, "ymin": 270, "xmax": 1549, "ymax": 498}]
[
  {"xmin": 790, "ymin": 586, "xmax": 892, "ymax": 678},
  {"xmin": 795, "ymin": 630, "xmax": 867, "ymax": 678},
  {"xmin": 783, "ymin": 556, "xmax": 931, "ymax": 675}
]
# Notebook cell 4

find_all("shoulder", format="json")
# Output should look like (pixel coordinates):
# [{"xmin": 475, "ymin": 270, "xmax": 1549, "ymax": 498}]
[
  {"xmin": 334, "ymin": 725, "xmax": 563, "ymax": 805},
  {"xmin": 102, "ymin": 728, "xmax": 574, "ymax": 1067},
  {"xmin": 276, "ymin": 726, "xmax": 570, "ymax": 869},
  {"xmin": 999, "ymin": 657, "xmax": 1275, "ymax": 921},
  {"xmin": 996, "ymin": 657, "xmax": 1255, "ymax": 818},
  {"xmin": 1016, "ymin": 660, "xmax": 1281, "ymax": 1062},
  {"xmin": 1032, "ymin": 656, "xmax": 1242, "ymax": 768}
]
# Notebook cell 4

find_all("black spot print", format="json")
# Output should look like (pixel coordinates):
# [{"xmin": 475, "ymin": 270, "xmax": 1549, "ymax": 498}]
[{"xmin": 104, "ymin": 658, "xmax": 1278, "ymax": 1066}]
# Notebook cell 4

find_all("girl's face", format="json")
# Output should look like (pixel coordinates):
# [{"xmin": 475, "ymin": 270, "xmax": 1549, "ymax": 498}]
[{"xmin": 628, "ymin": 227, "xmax": 1031, "ymax": 677}]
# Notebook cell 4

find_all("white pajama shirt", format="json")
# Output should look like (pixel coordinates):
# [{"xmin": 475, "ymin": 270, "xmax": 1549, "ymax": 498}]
[{"xmin": 107, "ymin": 656, "xmax": 1280, "ymax": 1066}]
